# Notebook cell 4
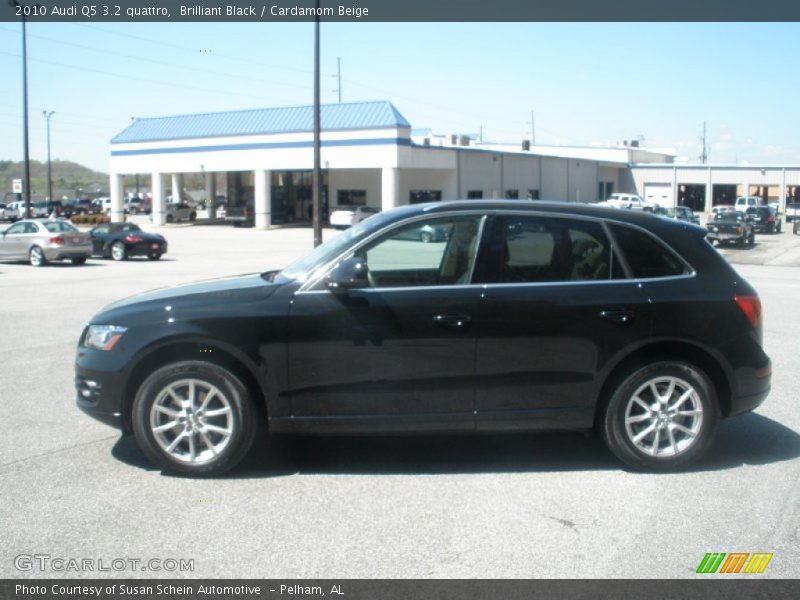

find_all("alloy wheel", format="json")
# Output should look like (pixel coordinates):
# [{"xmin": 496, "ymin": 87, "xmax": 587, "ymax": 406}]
[
  {"xmin": 149, "ymin": 378, "xmax": 234, "ymax": 465},
  {"xmin": 623, "ymin": 376, "xmax": 704, "ymax": 457}
]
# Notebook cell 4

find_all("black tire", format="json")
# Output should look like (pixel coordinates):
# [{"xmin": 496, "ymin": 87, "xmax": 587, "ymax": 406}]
[
  {"xmin": 601, "ymin": 360, "xmax": 719, "ymax": 472},
  {"xmin": 132, "ymin": 361, "xmax": 258, "ymax": 476},
  {"xmin": 29, "ymin": 246, "xmax": 46, "ymax": 267},
  {"xmin": 111, "ymin": 241, "xmax": 127, "ymax": 261},
  {"xmin": 71, "ymin": 257, "xmax": 87, "ymax": 265},
  {"xmin": 189, "ymin": 211, "xmax": 197, "ymax": 222},
  {"xmin": 148, "ymin": 252, "xmax": 162, "ymax": 261},
  {"xmin": 748, "ymin": 231, "xmax": 755, "ymax": 245},
  {"xmin": 166, "ymin": 214, "xmax": 174, "ymax": 223}
]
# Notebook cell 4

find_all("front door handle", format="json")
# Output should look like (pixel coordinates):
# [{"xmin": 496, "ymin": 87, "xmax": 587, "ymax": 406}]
[
  {"xmin": 599, "ymin": 309, "xmax": 634, "ymax": 325},
  {"xmin": 433, "ymin": 313, "xmax": 472, "ymax": 330}
]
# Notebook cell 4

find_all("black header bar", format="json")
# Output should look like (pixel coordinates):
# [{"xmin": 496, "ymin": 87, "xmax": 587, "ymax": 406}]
[{"xmin": 2, "ymin": 0, "xmax": 800, "ymax": 23}]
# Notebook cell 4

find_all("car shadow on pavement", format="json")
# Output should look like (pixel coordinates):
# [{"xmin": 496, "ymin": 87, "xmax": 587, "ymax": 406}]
[
  {"xmin": 692, "ymin": 412, "xmax": 800, "ymax": 472},
  {"xmin": 110, "ymin": 412, "xmax": 799, "ymax": 478}
]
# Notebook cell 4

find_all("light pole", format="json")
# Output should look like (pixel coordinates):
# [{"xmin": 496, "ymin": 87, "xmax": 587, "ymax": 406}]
[
  {"xmin": 43, "ymin": 110, "xmax": 54, "ymax": 201},
  {"xmin": 10, "ymin": 0, "xmax": 33, "ymax": 218},
  {"xmin": 312, "ymin": 0, "xmax": 322, "ymax": 247},
  {"xmin": 131, "ymin": 116, "xmax": 139, "ymax": 197}
]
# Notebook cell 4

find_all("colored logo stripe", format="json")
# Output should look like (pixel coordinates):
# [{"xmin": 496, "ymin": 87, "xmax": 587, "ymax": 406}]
[
  {"xmin": 744, "ymin": 553, "xmax": 773, "ymax": 574},
  {"xmin": 697, "ymin": 553, "xmax": 726, "ymax": 573},
  {"xmin": 720, "ymin": 553, "xmax": 749, "ymax": 573},
  {"xmin": 696, "ymin": 552, "xmax": 773, "ymax": 574}
]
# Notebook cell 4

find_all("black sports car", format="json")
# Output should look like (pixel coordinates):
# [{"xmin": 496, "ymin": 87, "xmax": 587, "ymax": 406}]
[{"xmin": 89, "ymin": 222, "xmax": 168, "ymax": 261}]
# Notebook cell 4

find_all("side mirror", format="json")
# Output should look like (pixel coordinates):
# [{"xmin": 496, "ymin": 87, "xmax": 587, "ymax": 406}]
[{"xmin": 327, "ymin": 256, "xmax": 369, "ymax": 292}]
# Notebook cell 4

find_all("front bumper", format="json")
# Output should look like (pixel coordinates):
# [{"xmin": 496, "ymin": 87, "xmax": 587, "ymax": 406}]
[
  {"xmin": 707, "ymin": 232, "xmax": 744, "ymax": 242},
  {"xmin": 75, "ymin": 349, "xmax": 130, "ymax": 432}
]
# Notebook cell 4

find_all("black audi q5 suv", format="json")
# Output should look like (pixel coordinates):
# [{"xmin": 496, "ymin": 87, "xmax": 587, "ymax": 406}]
[{"xmin": 75, "ymin": 201, "xmax": 771, "ymax": 475}]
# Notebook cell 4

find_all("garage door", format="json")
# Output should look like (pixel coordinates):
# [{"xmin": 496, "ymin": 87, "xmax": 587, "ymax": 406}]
[{"xmin": 643, "ymin": 183, "xmax": 673, "ymax": 208}]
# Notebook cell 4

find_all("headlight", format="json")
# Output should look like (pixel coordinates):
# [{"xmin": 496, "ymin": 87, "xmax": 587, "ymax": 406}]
[{"xmin": 84, "ymin": 325, "xmax": 127, "ymax": 351}]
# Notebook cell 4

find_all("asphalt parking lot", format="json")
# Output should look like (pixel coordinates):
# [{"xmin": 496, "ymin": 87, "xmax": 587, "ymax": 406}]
[{"xmin": 0, "ymin": 220, "xmax": 798, "ymax": 579}]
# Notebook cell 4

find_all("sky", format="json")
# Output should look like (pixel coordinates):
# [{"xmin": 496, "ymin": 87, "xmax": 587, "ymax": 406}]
[{"xmin": 1, "ymin": 21, "xmax": 800, "ymax": 173}]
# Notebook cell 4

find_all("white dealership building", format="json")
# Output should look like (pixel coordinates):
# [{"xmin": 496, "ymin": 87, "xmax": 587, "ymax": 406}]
[{"xmin": 107, "ymin": 100, "xmax": 800, "ymax": 227}]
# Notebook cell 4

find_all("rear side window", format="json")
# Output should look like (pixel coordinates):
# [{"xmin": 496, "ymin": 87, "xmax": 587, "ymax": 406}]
[
  {"xmin": 477, "ymin": 215, "xmax": 623, "ymax": 284},
  {"xmin": 609, "ymin": 223, "xmax": 688, "ymax": 279},
  {"xmin": 43, "ymin": 221, "xmax": 78, "ymax": 233}
]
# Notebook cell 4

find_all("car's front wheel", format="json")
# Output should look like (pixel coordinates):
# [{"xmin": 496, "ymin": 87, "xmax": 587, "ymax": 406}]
[
  {"xmin": 601, "ymin": 361, "xmax": 719, "ymax": 471},
  {"xmin": 132, "ymin": 361, "xmax": 258, "ymax": 476},
  {"xmin": 71, "ymin": 257, "xmax": 87, "ymax": 265}
]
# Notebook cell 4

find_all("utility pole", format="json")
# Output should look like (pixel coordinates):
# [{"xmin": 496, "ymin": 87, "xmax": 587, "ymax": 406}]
[
  {"xmin": 43, "ymin": 110, "xmax": 54, "ymax": 201},
  {"xmin": 479, "ymin": 125, "xmax": 483, "ymax": 143},
  {"xmin": 528, "ymin": 110, "xmax": 536, "ymax": 145},
  {"xmin": 699, "ymin": 121, "xmax": 708, "ymax": 164},
  {"xmin": 10, "ymin": 1, "xmax": 33, "ymax": 218},
  {"xmin": 312, "ymin": 0, "xmax": 322, "ymax": 247},
  {"xmin": 131, "ymin": 117, "xmax": 139, "ymax": 196},
  {"xmin": 331, "ymin": 56, "xmax": 342, "ymax": 103}
]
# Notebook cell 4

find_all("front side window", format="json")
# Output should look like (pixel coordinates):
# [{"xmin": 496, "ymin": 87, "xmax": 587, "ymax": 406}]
[
  {"xmin": 608, "ymin": 223, "xmax": 688, "ymax": 279},
  {"xmin": 337, "ymin": 190, "xmax": 366, "ymax": 205},
  {"xmin": 355, "ymin": 216, "xmax": 485, "ymax": 288},
  {"xmin": 5, "ymin": 223, "xmax": 27, "ymax": 235},
  {"xmin": 477, "ymin": 216, "xmax": 622, "ymax": 284}
]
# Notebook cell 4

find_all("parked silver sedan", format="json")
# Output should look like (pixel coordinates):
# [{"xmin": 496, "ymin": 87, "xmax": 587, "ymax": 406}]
[{"xmin": 0, "ymin": 219, "xmax": 92, "ymax": 266}]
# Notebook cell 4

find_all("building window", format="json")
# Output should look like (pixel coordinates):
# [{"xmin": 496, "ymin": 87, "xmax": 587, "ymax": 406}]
[
  {"xmin": 505, "ymin": 189, "xmax": 519, "ymax": 199},
  {"xmin": 337, "ymin": 190, "xmax": 367, "ymax": 206},
  {"xmin": 467, "ymin": 190, "xmax": 483, "ymax": 199},
  {"xmin": 409, "ymin": 190, "xmax": 442, "ymax": 204},
  {"xmin": 527, "ymin": 189, "xmax": 540, "ymax": 200}
]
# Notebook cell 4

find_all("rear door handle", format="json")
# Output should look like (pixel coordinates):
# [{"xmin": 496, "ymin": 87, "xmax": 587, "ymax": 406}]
[
  {"xmin": 433, "ymin": 313, "xmax": 472, "ymax": 330},
  {"xmin": 599, "ymin": 309, "xmax": 634, "ymax": 325}
]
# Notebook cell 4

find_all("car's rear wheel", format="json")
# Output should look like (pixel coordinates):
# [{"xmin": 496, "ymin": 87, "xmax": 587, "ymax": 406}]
[
  {"xmin": 148, "ymin": 252, "xmax": 162, "ymax": 260},
  {"xmin": 189, "ymin": 211, "xmax": 197, "ymax": 222},
  {"xmin": 111, "ymin": 241, "xmax": 127, "ymax": 261},
  {"xmin": 601, "ymin": 361, "xmax": 719, "ymax": 471},
  {"xmin": 29, "ymin": 246, "xmax": 46, "ymax": 267},
  {"xmin": 166, "ymin": 215, "xmax": 174, "ymax": 223},
  {"xmin": 132, "ymin": 361, "xmax": 258, "ymax": 476},
  {"xmin": 71, "ymin": 257, "xmax": 87, "ymax": 265}
]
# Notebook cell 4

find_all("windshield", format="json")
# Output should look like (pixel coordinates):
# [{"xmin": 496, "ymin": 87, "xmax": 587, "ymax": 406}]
[{"xmin": 275, "ymin": 211, "xmax": 396, "ymax": 283}]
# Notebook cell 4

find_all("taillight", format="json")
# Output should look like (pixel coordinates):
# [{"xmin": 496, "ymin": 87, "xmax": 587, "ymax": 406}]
[
  {"xmin": 125, "ymin": 235, "xmax": 143, "ymax": 243},
  {"xmin": 735, "ymin": 294, "xmax": 762, "ymax": 329},
  {"xmin": 50, "ymin": 236, "xmax": 64, "ymax": 244}
]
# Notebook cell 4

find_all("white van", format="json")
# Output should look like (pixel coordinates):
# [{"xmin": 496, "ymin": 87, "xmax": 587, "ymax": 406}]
[{"xmin": 735, "ymin": 196, "xmax": 763, "ymax": 212}]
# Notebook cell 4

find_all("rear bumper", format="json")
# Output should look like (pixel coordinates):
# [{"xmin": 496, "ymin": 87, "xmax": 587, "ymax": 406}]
[
  {"xmin": 127, "ymin": 241, "xmax": 168, "ymax": 256},
  {"xmin": 728, "ymin": 360, "xmax": 772, "ymax": 417},
  {"xmin": 43, "ymin": 245, "xmax": 92, "ymax": 260}
]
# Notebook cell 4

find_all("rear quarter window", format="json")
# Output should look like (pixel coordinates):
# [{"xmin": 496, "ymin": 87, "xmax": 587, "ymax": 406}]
[{"xmin": 608, "ymin": 223, "xmax": 688, "ymax": 279}]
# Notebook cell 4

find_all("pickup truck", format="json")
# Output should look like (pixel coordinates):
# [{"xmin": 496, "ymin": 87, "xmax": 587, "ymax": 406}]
[
  {"xmin": 706, "ymin": 211, "xmax": 755, "ymax": 246},
  {"xmin": 785, "ymin": 202, "xmax": 800, "ymax": 223},
  {"xmin": 601, "ymin": 193, "xmax": 655, "ymax": 211}
]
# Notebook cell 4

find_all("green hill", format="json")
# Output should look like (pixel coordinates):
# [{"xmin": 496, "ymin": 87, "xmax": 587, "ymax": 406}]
[{"xmin": 0, "ymin": 159, "xmax": 108, "ymax": 199}]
